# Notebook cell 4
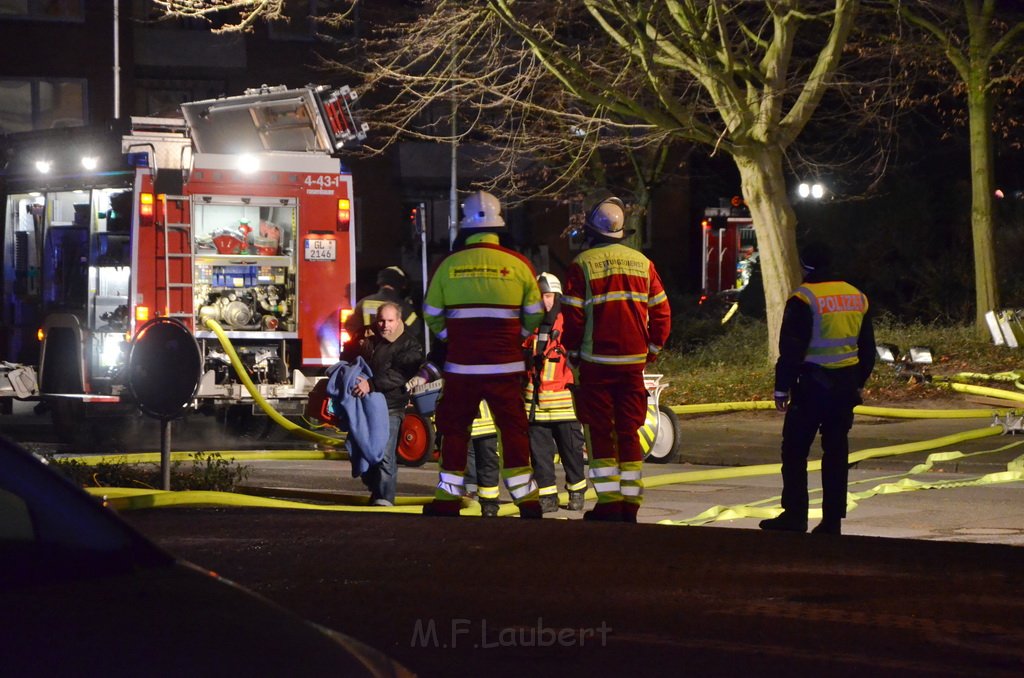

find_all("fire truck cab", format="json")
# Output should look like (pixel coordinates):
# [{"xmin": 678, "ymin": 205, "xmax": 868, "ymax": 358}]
[
  {"xmin": 700, "ymin": 199, "xmax": 756, "ymax": 300},
  {"xmin": 1, "ymin": 84, "xmax": 367, "ymax": 443}
]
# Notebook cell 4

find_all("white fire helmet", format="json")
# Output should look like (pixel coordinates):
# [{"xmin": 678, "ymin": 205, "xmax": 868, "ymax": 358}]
[
  {"xmin": 537, "ymin": 272, "xmax": 562, "ymax": 295},
  {"xmin": 585, "ymin": 196, "xmax": 626, "ymax": 238},
  {"xmin": 459, "ymin": 190, "xmax": 505, "ymax": 229}
]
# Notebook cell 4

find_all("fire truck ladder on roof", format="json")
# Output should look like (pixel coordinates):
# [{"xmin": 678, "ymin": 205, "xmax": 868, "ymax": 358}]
[{"xmin": 158, "ymin": 195, "xmax": 195, "ymax": 331}]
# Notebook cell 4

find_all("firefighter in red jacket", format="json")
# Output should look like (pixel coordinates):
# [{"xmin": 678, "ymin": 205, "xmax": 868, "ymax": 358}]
[
  {"xmin": 562, "ymin": 196, "xmax": 672, "ymax": 523},
  {"xmin": 421, "ymin": 190, "xmax": 546, "ymax": 518},
  {"xmin": 524, "ymin": 272, "xmax": 587, "ymax": 513}
]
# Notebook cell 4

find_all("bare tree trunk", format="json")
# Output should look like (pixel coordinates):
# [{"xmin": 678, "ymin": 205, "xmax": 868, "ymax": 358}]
[
  {"xmin": 733, "ymin": 148, "xmax": 801, "ymax": 364},
  {"xmin": 967, "ymin": 76, "xmax": 999, "ymax": 333}
]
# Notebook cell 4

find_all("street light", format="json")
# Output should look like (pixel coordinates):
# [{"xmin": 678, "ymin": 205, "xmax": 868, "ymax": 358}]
[{"xmin": 797, "ymin": 182, "xmax": 826, "ymax": 200}]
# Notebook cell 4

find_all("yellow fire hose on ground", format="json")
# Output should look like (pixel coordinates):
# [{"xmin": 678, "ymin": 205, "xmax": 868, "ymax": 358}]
[
  {"xmin": 657, "ymin": 428, "xmax": 1020, "ymax": 526},
  {"xmin": 79, "ymin": 361, "xmax": 1024, "ymax": 519}
]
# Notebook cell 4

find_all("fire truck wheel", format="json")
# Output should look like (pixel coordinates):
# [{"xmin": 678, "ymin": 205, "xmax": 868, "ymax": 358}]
[
  {"xmin": 49, "ymin": 399, "xmax": 138, "ymax": 453},
  {"xmin": 218, "ymin": 405, "xmax": 271, "ymax": 440},
  {"xmin": 50, "ymin": 399, "xmax": 94, "ymax": 450},
  {"xmin": 261, "ymin": 415, "xmax": 304, "ymax": 442},
  {"xmin": 396, "ymin": 412, "xmax": 435, "ymax": 467},
  {"xmin": 646, "ymin": 404, "xmax": 682, "ymax": 464}
]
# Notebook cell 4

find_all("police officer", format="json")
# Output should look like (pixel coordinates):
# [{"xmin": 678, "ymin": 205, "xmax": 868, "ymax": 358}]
[
  {"xmin": 759, "ymin": 242, "xmax": 875, "ymax": 536},
  {"xmin": 421, "ymin": 190, "xmax": 545, "ymax": 518},
  {"xmin": 525, "ymin": 272, "xmax": 587, "ymax": 513},
  {"xmin": 562, "ymin": 195, "xmax": 672, "ymax": 523}
]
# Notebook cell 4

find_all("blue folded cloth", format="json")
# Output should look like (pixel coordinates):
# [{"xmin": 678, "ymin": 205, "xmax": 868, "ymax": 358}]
[{"xmin": 326, "ymin": 357, "xmax": 390, "ymax": 477}]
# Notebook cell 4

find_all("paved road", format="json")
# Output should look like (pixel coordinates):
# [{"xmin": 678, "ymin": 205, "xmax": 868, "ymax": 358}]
[
  {"xmin": 220, "ymin": 405, "xmax": 1024, "ymax": 545},
  {"xmin": 6, "ymin": 400, "xmax": 1024, "ymax": 545},
  {"xmin": 123, "ymin": 507, "xmax": 1024, "ymax": 678},
  {"xmin": 10, "ymin": 400, "xmax": 1024, "ymax": 675}
]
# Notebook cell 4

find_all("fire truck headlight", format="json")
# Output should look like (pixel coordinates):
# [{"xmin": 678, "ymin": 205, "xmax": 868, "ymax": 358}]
[
  {"xmin": 236, "ymin": 154, "xmax": 260, "ymax": 174},
  {"xmin": 98, "ymin": 333, "xmax": 125, "ymax": 368},
  {"xmin": 35, "ymin": 160, "xmax": 52, "ymax": 174},
  {"xmin": 81, "ymin": 156, "xmax": 99, "ymax": 170}
]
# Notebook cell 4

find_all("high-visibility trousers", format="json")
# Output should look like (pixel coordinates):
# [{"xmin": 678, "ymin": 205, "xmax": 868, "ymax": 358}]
[
  {"xmin": 574, "ymin": 364, "xmax": 647, "ymax": 464},
  {"xmin": 434, "ymin": 372, "xmax": 532, "ymax": 474}
]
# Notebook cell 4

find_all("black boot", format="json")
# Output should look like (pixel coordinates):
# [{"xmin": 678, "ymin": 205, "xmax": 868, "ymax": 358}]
[
  {"xmin": 567, "ymin": 490, "xmax": 585, "ymax": 511},
  {"xmin": 518, "ymin": 500, "xmax": 544, "ymax": 519},
  {"xmin": 539, "ymin": 495, "xmax": 559, "ymax": 514},
  {"xmin": 583, "ymin": 501, "xmax": 623, "ymax": 522},
  {"xmin": 422, "ymin": 500, "xmax": 462, "ymax": 517},
  {"xmin": 811, "ymin": 518, "xmax": 841, "ymax": 535},
  {"xmin": 759, "ymin": 511, "xmax": 807, "ymax": 533}
]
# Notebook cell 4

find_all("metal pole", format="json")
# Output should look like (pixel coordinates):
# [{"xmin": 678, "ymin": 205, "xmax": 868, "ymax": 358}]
[
  {"xmin": 160, "ymin": 418, "xmax": 171, "ymax": 490},
  {"xmin": 418, "ymin": 202, "xmax": 430, "ymax": 354},
  {"xmin": 449, "ymin": 97, "xmax": 458, "ymax": 250},
  {"xmin": 113, "ymin": 0, "xmax": 120, "ymax": 119}
]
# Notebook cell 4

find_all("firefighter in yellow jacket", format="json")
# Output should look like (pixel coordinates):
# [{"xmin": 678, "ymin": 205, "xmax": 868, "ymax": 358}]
[
  {"xmin": 421, "ymin": 191, "xmax": 546, "ymax": 518},
  {"xmin": 760, "ymin": 242, "xmax": 875, "ymax": 536}
]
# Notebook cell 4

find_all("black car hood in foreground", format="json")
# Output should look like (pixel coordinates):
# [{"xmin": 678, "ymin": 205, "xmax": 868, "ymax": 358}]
[{"xmin": 0, "ymin": 435, "xmax": 411, "ymax": 677}]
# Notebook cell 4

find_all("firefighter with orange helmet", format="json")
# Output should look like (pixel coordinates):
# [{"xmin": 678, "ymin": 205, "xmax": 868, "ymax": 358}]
[
  {"xmin": 524, "ymin": 272, "xmax": 587, "ymax": 513},
  {"xmin": 421, "ymin": 190, "xmax": 546, "ymax": 518},
  {"xmin": 561, "ymin": 195, "xmax": 672, "ymax": 523}
]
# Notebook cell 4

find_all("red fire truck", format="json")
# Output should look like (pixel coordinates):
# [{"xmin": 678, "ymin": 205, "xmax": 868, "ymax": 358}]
[
  {"xmin": 1, "ymin": 84, "xmax": 367, "ymax": 445},
  {"xmin": 700, "ymin": 198, "xmax": 756, "ymax": 300}
]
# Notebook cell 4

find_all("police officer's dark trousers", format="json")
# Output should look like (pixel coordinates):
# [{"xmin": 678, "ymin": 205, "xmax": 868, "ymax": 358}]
[{"xmin": 780, "ymin": 366, "xmax": 860, "ymax": 522}]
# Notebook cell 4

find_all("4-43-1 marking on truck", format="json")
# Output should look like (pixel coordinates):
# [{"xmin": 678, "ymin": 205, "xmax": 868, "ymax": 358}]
[{"xmin": 304, "ymin": 175, "xmax": 343, "ymax": 190}]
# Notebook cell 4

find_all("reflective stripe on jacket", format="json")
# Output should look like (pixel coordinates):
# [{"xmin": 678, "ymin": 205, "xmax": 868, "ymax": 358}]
[
  {"xmin": 470, "ymin": 401, "xmax": 497, "ymax": 438},
  {"xmin": 523, "ymin": 312, "xmax": 577, "ymax": 421},
  {"xmin": 423, "ymin": 232, "xmax": 544, "ymax": 375},
  {"xmin": 561, "ymin": 242, "xmax": 671, "ymax": 367},
  {"xmin": 792, "ymin": 281, "xmax": 868, "ymax": 369}
]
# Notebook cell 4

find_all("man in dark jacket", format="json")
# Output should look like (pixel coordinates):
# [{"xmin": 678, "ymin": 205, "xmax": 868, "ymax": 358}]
[
  {"xmin": 759, "ymin": 242, "xmax": 875, "ymax": 536},
  {"xmin": 351, "ymin": 302, "xmax": 424, "ymax": 506},
  {"xmin": 343, "ymin": 265, "xmax": 421, "ymax": 359}
]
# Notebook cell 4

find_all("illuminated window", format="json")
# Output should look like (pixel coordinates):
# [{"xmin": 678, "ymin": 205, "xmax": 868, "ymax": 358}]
[
  {"xmin": 0, "ymin": 78, "xmax": 87, "ymax": 133},
  {"xmin": 0, "ymin": 0, "xmax": 84, "ymax": 21}
]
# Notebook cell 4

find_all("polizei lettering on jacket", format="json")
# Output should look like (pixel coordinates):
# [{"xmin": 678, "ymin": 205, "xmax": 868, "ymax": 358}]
[{"xmin": 816, "ymin": 294, "xmax": 865, "ymax": 314}]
